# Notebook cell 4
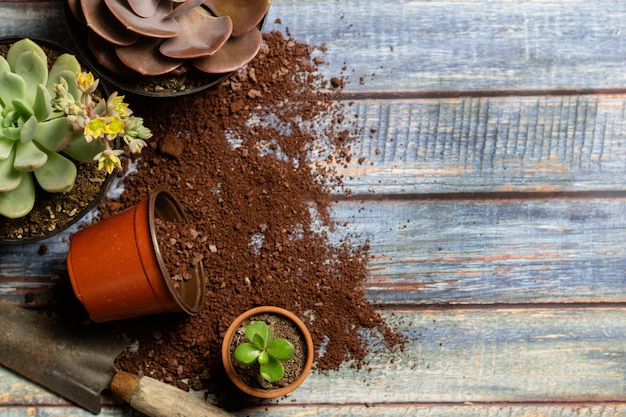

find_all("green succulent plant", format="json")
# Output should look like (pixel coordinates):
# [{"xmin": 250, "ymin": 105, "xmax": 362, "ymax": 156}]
[
  {"xmin": 233, "ymin": 320, "xmax": 295, "ymax": 383},
  {"xmin": 0, "ymin": 38, "xmax": 151, "ymax": 219}
]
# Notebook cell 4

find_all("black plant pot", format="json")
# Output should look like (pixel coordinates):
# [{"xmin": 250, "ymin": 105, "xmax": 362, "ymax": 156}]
[
  {"xmin": 64, "ymin": 2, "xmax": 268, "ymax": 99},
  {"xmin": 0, "ymin": 36, "xmax": 116, "ymax": 244}
]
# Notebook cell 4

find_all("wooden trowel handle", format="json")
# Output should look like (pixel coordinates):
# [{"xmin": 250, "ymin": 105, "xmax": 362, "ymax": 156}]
[{"xmin": 110, "ymin": 371, "xmax": 234, "ymax": 417}]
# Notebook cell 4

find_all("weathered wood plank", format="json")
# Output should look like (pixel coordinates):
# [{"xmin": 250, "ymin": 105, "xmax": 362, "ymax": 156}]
[
  {"xmin": 2, "ymin": 196, "xmax": 624, "ymax": 306},
  {"xmin": 3, "ymin": 404, "xmax": 626, "ymax": 417},
  {"xmin": 262, "ymin": 0, "xmax": 626, "ymax": 93},
  {"xmin": 334, "ymin": 197, "xmax": 626, "ymax": 304},
  {"xmin": 334, "ymin": 96, "xmax": 626, "ymax": 195},
  {"xmin": 1, "ymin": 307, "xmax": 625, "ymax": 410},
  {"xmin": 3, "ymin": 1, "xmax": 626, "ymax": 93}
]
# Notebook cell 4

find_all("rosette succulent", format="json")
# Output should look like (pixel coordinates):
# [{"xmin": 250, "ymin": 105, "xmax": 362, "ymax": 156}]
[
  {"xmin": 67, "ymin": 0, "xmax": 271, "ymax": 77},
  {"xmin": 0, "ymin": 38, "xmax": 151, "ymax": 218}
]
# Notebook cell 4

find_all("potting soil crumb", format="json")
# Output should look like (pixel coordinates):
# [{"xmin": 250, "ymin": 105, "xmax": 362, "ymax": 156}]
[{"xmin": 101, "ymin": 29, "xmax": 405, "ymax": 406}]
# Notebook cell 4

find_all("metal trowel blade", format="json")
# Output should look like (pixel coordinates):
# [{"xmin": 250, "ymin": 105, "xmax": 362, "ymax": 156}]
[{"xmin": 0, "ymin": 301, "xmax": 127, "ymax": 414}]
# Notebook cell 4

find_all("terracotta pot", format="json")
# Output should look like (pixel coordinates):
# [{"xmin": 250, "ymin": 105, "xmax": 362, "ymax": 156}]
[
  {"xmin": 221, "ymin": 306, "xmax": 314, "ymax": 398},
  {"xmin": 66, "ymin": 190, "xmax": 205, "ymax": 322}
]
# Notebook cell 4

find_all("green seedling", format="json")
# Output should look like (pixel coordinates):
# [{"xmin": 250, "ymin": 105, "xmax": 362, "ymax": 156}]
[{"xmin": 233, "ymin": 320, "xmax": 295, "ymax": 382}]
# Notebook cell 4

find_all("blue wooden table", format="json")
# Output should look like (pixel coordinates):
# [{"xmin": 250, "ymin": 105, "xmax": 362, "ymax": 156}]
[{"xmin": 1, "ymin": 1, "xmax": 625, "ymax": 416}]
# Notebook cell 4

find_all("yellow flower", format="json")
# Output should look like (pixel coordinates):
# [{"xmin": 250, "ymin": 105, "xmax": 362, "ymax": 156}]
[
  {"xmin": 107, "ymin": 93, "xmax": 130, "ymax": 118},
  {"xmin": 95, "ymin": 149, "xmax": 124, "ymax": 174},
  {"xmin": 77, "ymin": 71, "xmax": 98, "ymax": 94},
  {"xmin": 84, "ymin": 117, "xmax": 108, "ymax": 141},
  {"xmin": 105, "ymin": 117, "xmax": 125, "ymax": 136}
]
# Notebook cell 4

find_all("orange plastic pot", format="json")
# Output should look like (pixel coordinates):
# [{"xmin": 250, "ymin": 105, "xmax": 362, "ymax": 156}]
[
  {"xmin": 221, "ymin": 306, "xmax": 314, "ymax": 398},
  {"xmin": 66, "ymin": 190, "xmax": 205, "ymax": 323}
]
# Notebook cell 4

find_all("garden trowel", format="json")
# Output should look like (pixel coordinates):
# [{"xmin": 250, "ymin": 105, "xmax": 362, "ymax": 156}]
[{"xmin": 0, "ymin": 301, "xmax": 232, "ymax": 417}]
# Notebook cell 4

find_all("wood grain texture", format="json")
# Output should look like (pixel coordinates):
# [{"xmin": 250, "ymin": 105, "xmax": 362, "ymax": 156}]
[
  {"xmin": 0, "ymin": 0, "xmax": 624, "ymax": 416},
  {"xmin": 260, "ymin": 0, "xmax": 626, "ymax": 93},
  {"xmin": 4, "ymin": 1, "xmax": 626, "ymax": 94},
  {"xmin": 2, "ymin": 405, "xmax": 626, "ymax": 417},
  {"xmin": 1, "ymin": 308, "xmax": 624, "ymax": 412},
  {"xmin": 329, "ymin": 198, "xmax": 626, "ymax": 304},
  {"xmin": 336, "ymin": 96, "xmax": 626, "ymax": 195}
]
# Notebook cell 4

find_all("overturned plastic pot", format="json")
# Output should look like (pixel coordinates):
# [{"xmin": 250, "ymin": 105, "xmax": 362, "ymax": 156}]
[{"xmin": 66, "ymin": 189, "xmax": 205, "ymax": 323}]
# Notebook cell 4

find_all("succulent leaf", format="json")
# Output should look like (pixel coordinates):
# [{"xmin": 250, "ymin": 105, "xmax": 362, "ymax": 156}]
[
  {"xmin": 159, "ymin": 10, "xmax": 232, "ymax": 59},
  {"xmin": 259, "ymin": 356, "xmax": 285, "ymax": 383},
  {"xmin": 11, "ymin": 98, "xmax": 34, "ymax": 121},
  {"xmin": 105, "ymin": 0, "xmax": 182, "ymax": 38},
  {"xmin": 87, "ymin": 32, "xmax": 140, "ymax": 76},
  {"xmin": 116, "ymin": 37, "xmax": 182, "ymax": 76},
  {"xmin": 0, "ymin": 137, "xmax": 14, "ymax": 160},
  {"xmin": 127, "ymin": 0, "xmax": 160, "ymax": 18},
  {"xmin": 266, "ymin": 338, "xmax": 295, "ymax": 361},
  {"xmin": 47, "ymin": 54, "xmax": 82, "ymax": 91},
  {"xmin": 1, "ymin": 127, "xmax": 20, "ymax": 142},
  {"xmin": 81, "ymin": 0, "xmax": 140, "ymax": 46},
  {"xmin": 34, "ymin": 150, "xmax": 77, "ymax": 193},
  {"xmin": 165, "ymin": 0, "xmax": 204, "ymax": 19},
  {"xmin": 0, "ymin": 56, "xmax": 9, "ymax": 74},
  {"xmin": 192, "ymin": 27, "xmax": 263, "ymax": 74},
  {"xmin": 204, "ymin": 0, "xmax": 270, "ymax": 37},
  {"xmin": 14, "ymin": 140, "xmax": 47, "ymax": 172},
  {"xmin": 33, "ymin": 84, "xmax": 53, "ymax": 122},
  {"xmin": 19, "ymin": 115, "xmax": 38, "ymax": 143},
  {"xmin": 0, "ymin": 171, "xmax": 34, "ymax": 219},
  {"xmin": 35, "ymin": 118, "xmax": 72, "ymax": 152},
  {"xmin": 13, "ymin": 51, "xmax": 48, "ymax": 104},
  {"xmin": 6, "ymin": 39, "xmax": 46, "ymax": 72},
  {"xmin": 68, "ymin": 0, "xmax": 87, "ymax": 25},
  {"xmin": 62, "ymin": 132, "xmax": 107, "ymax": 163},
  {"xmin": 0, "ymin": 150, "xmax": 22, "ymax": 192},
  {"xmin": 233, "ymin": 342, "xmax": 261, "ymax": 365},
  {"xmin": 0, "ymin": 70, "xmax": 26, "ymax": 107},
  {"xmin": 245, "ymin": 321, "xmax": 270, "ymax": 347},
  {"xmin": 257, "ymin": 350, "xmax": 269, "ymax": 366}
]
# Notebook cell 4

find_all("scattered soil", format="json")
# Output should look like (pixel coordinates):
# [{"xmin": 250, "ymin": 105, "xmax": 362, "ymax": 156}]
[
  {"xmin": 226, "ymin": 312, "xmax": 308, "ymax": 392},
  {"xmin": 94, "ymin": 29, "xmax": 406, "ymax": 408}
]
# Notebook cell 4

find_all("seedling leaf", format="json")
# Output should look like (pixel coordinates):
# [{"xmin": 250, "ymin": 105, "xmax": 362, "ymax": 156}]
[
  {"xmin": 260, "ymin": 356, "xmax": 285, "ymax": 383},
  {"xmin": 266, "ymin": 338, "xmax": 295, "ymax": 361},
  {"xmin": 245, "ymin": 320, "xmax": 269, "ymax": 347},
  {"xmin": 233, "ymin": 342, "xmax": 261, "ymax": 365}
]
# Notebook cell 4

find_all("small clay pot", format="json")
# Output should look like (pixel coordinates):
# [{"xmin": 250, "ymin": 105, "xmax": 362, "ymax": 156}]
[
  {"xmin": 222, "ymin": 306, "xmax": 314, "ymax": 398},
  {"xmin": 66, "ymin": 189, "xmax": 205, "ymax": 322}
]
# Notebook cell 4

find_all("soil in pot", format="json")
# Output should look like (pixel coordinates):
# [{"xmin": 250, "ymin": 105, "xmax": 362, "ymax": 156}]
[
  {"xmin": 0, "ymin": 161, "xmax": 110, "ymax": 241},
  {"xmin": 97, "ymin": 28, "xmax": 407, "ymax": 407},
  {"xmin": 228, "ymin": 312, "xmax": 308, "ymax": 392},
  {"xmin": 155, "ymin": 217, "xmax": 205, "ymax": 283}
]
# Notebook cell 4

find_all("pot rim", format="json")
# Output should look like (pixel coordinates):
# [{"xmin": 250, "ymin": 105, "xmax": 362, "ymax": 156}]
[
  {"xmin": 148, "ymin": 189, "xmax": 206, "ymax": 315},
  {"xmin": 221, "ymin": 306, "xmax": 314, "ymax": 399}
]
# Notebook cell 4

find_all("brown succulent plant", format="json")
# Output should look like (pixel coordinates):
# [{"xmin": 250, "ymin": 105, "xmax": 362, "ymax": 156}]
[{"xmin": 67, "ymin": 0, "xmax": 270, "ymax": 77}]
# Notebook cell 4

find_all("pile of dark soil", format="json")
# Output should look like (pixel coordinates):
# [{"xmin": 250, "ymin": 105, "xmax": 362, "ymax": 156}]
[{"xmin": 98, "ymin": 28, "xmax": 404, "ymax": 406}]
